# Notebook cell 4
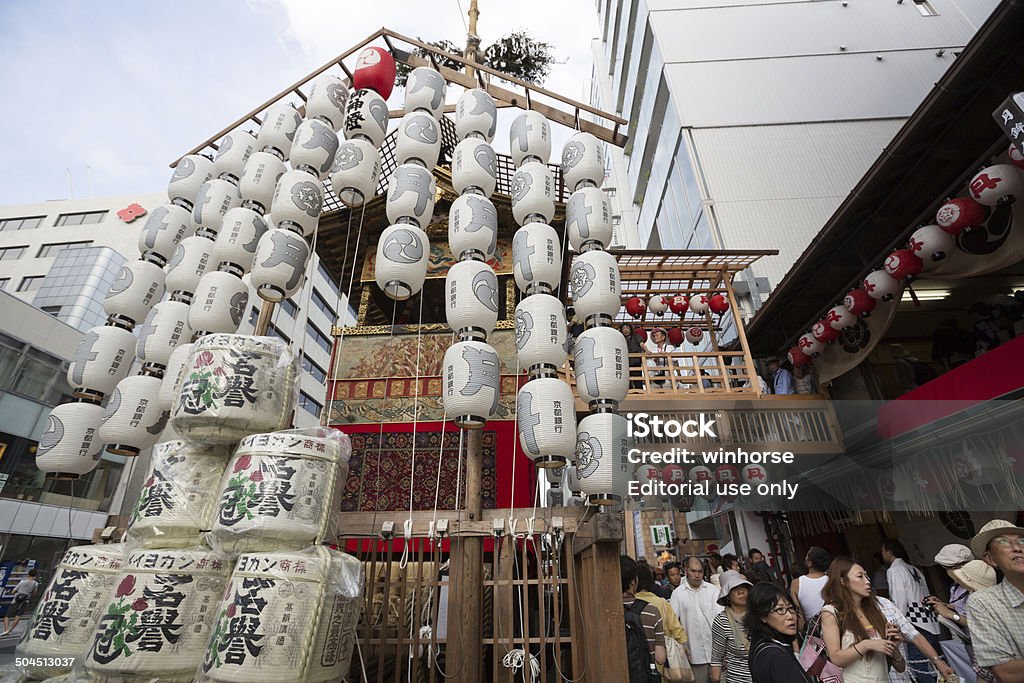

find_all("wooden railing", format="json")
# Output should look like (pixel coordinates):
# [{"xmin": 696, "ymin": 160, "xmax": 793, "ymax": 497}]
[{"xmin": 562, "ymin": 350, "xmax": 761, "ymax": 396}]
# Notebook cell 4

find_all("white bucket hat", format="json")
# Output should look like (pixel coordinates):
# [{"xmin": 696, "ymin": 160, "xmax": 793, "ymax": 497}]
[
  {"xmin": 948, "ymin": 560, "xmax": 997, "ymax": 593},
  {"xmin": 717, "ymin": 570, "xmax": 753, "ymax": 606}
]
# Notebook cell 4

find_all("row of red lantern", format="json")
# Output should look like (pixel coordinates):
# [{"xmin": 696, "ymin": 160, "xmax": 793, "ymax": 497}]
[
  {"xmin": 625, "ymin": 293, "xmax": 730, "ymax": 319},
  {"xmin": 637, "ymin": 462, "xmax": 770, "ymax": 487}
]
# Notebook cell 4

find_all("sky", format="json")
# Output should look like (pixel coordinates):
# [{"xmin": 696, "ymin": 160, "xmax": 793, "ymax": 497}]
[{"xmin": 0, "ymin": 0, "xmax": 602, "ymax": 207}]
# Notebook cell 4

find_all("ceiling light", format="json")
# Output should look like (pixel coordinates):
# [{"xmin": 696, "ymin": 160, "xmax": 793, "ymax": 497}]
[{"xmin": 902, "ymin": 289, "xmax": 950, "ymax": 301}]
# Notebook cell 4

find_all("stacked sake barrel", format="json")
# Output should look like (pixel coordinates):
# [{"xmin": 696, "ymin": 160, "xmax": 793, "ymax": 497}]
[
  {"xmin": 509, "ymin": 110, "xmax": 576, "ymax": 470},
  {"xmin": 563, "ymin": 132, "xmax": 629, "ymax": 505}
]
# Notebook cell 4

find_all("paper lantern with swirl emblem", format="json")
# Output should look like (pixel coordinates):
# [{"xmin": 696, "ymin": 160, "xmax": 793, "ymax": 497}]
[
  {"xmin": 513, "ymin": 223, "xmax": 561, "ymax": 294},
  {"xmin": 165, "ymin": 236, "xmax": 212, "ymax": 302},
  {"xmin": 35, "ymin": 402, "xmax": 106, "ymax": 477},
  {"xmin": 251, "ymin": 228, "xmax": 311, "ymax": 302},
  {"xmin": 442, "ymin": 340, "xmax": 501, "ymax": 429},
  {"xmin": 456, "ymin": 89, "xmax": 497, "ymax": 142},
  {"xmin": 305, "ymin": 74, "xmax": 348, "ymax": 130},
  {"xmin": 514, "ymin": 293, "xmax": 568, "ymax": 377},
  {"xmin": 344, "ymin": 89, "xmax": 389, "ymax": 147},
  {"xmin": 449, "ymin": 194, "xmax": 498, "ymax": 260},
  {"xmin": 353, "ymin": 46, "xmax": 396, "ymax": 99},
  {"xmin": 787, "ymin": 346, "xmax": 812, "ymax": 368},
  {"xmin": 289, "ymin": 119, "xmax": 339, "ymax": 180},
  {"xmin": 573, "ymin": 326, "xmax": 628, "ymax": 409},
  {"xmin": 189, "ymin": 270, "xmax": 249, "ymax": 335},
  {"xmin": 103, "ymin": 260, "xmax": 166, "ymax": 329},
  {"xmin": 569, "ymin": 250, "xmax": 621, "ymax": 325},
  {"xmin": 330, "ymin": 139, "xmax": 380, "ymax": 208},
  {"xmin": 404, "ymin": 67, "xmax": 447, "ymax": 119},
  {"xmin": 560, "ymin": 132, "xmax": 604, "ymax": 191},
  {"xmin": 935, "ymin": 197, "xmax": 987, "ymax": 235},
  {"xmin": 689, "ymin": 294, "xmax": 709, "ymax": 315},
  {"xmin": 192, "ymin": 179, "xmax": 240, "ymax": 235},
  {"xmin": 509, "ymin": 111, "xmax": 551, "ymax": 166},
  {"xmin": 386, "ymin": 164, "xmax": 436, "ymax": 228},
  {"xmin": 511, "ymin": 161, "xmax": 555, "ymax": 226},
  {"xmin": 648, "ymin": 295, "xmax": 669, "ymax": 316},
  {"xmin": 256, "ymin": 100, "xmax": 302, "ymax": 160},
  {"xmin": 826, "ymin": 304, "xmax": 856, "ymax": 331},
  {"xmin": 446, "ymin": 260, "xmax": 499, "ymax": 340},
  {"xmin": 798, "ymin": 333, "xmax": 824, "ymax": 357},
  {"xmin": 453, "ymin": 138, "xmax": 497, "ymax": 197},
  {"xmin": 909, "ymin": 224, "xmax": 954, "ymax": 262},
  {"xmin": 576, "ymin": 412, "xmax": 629, "ymax": 505},
  {"xmin": 98, "ymin": 374, "xmax": 168, "ymax": 456},
  {"xmin": 239, "ymin": 151, "xmax": 287, "ymax": 214},
  {"xmin": 136, "ymin": 301, "xmax": 193, "ymax": 370},
  {"xmin": 67, "ymin": 326, "xmax": 137, "ymax": 401},
  {"xmin": 884, "ymin": 249, "xmax": 923, "ymax": 281},
  {"xmin": 159, "ymin": 342, "xmax": 193, "ymax": 411},
  {"xmin": 517, "ymin": 378, "xmax": 576, "ymax": 468},
  {"xmin": 565, "ymin": 186, "xmax": 612, "ymax": 252},
  {"xmin": 168, "ymin": 155, "xmax": 213, "ymax": 209},
  {"xmin": 137, "ymin": 204, "xmax": 193, "ymax": 266},
  {"xmin": 212, "ymin": 207, "xmax": 268, "ymax": 274},
  {"xmin": 968, "ymin": 164, "xmax": 1024, "ymax": 206},
  {"xmin": 212, "ymin": 131, "xmax": 257, "ymax": 184},
  {"xmin": 685, "ymin": 327, "xmax": 703, "ymax": 345},
  {"xmin": 271, "ymin": 169, "xmax": 323, "ymax": 238},
  {"xmin": 863, "ymin": 269, "xmax": 900, "ymax": 301},
  {"xmin": 844, "ymin": 288, "xmax": 876, "ymax": 316},
  {"xmin": 376, "ymin": 224, "xmax": 429, "ymax": 300},
  {"xmin": 395, "ymin": 112, "xmax": 441, "ymax": 169},
  {"xmin": 812, "ymin": 319, "xmax": 840, "ymax": 344}
]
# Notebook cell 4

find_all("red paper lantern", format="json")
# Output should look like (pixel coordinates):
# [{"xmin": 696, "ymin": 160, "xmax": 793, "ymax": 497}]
[
  {"xmin": 715, "ymin": 465, "xmax": 740, "ymax": 485},
  {"xmin": 667, "ymin": 327, "xmax": 684, "ymax": 346},
  {"xmin": 844, "ymin": 288, "xmax": 876, "ymax": 317},
  {"xmin": 352, "ymin": 47, "xmax": 397, "ymax": 100},
  {"xmin": 708, "ymin": 293, "xmax": 729, "ymax": 315},
  {"xmin": 935, "ymin": 197, "xmax": 987, "ymax": 235},
  {"xmin": 668, "ymin": 295, "xmax": 688, "ymax": 315},
  {"xmin": 812, "ymin": 319, "xmax": 840, "ymax": 344},
  {"xmin": 689, "ymin": 465, "xmax": 714, "ymax": 483},
  {"xmin": 787, "ymin": 346, "xmax": 812, "ymax": 367},
  {"xmin": 662, "ymin": 464, "xmax": 686, "ymax": 485},
  {"xmin": 634, "ymin": 326, "xmax": 647, "ymax": 343},
  {"xmin": 884, "ymin": 249, "xmax": 923, "ymax": 281},
  {"xmin": 625, "ymin": 296, "xmax": 646, "ymax": 319}
]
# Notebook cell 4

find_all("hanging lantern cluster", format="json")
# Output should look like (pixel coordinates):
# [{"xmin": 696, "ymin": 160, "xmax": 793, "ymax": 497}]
[{"xmin": 443, "ymin": 85, "xmax": 503, "ymax": 429}]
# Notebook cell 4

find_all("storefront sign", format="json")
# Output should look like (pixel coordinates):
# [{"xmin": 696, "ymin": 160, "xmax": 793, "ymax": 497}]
[{"xmin": 650, "ymin": 524, "xmax": 672, "ymax": 549}]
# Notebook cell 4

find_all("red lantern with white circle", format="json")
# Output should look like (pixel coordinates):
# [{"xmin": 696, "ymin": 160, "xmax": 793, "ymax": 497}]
[
  {"xmin": 844, "ymin": 288, "xmax": 877, "ymax": 317},
  {"xmin": 935, "ymin": 197, "xmax": 987, "ymax": 235},
  {"xmin": 685, "ymin": 327, "xmax": 703, "ymax": 345},
  {"xmin": 884, "ymin": 249, "xmax": 923, "ymax": 281},
  {"xmin": 909, "ymin": 224, "xmax": 955, "ymax": 262},
  {"xmin": 689, "ymin": 294, "xmax": 709, "ymax": 315},
  {"xmin": 667, "ymin": 327, "xmax": 684, "ymax": 346},
  {"xmin": 668, "ymin": 295, "xmax": 688, "ymax": 315},
  {"xmin": 863, "ymin": 270, "xmax": 900, "ymax": 301},
  {"xmin": 826, "ymin": 305, "xmax": 856, "ymax": 331},
  {"xmin": 689, "ymin": 465, "xmax": 714, "ymax": 484},
  {"xmin": 708, "ymin": 294, "xmax": 729, "ymax": 316},
  {"xmin": 812, "ymin": 319, "xmax": 840, "ymax": 344},
  {"xmin": 662, "ymin": 464, "xmax": 686, "ymax": 485},
  {"xmin": 798, "ymin": 333, "xmax": 823, "ymax": 357},
  {"xmin": 625, "ymin": 297, "xmax": 646, "ymax": 319},
  {"xmin": 648, "ymin": 294, "xmax": 669, "ymax": 316},
  {"xmin": 1010, "ymin": 144, "xmax": 1024, "ymax": 170},
  {"xmin": 352, "ymin": 46, "xmax": 396, "ymax": 100},
  {"xmin": 715, "ymin": 465, "xmax": 740, "ymax": 485},
  {"xmin": 968, "ymin": 164, "xmax": 1024, "ymax": 206},
  {"xmin": 788, "ymin": 346, "xmax": 812, "ymax": 367},
  {"xmin": 742, "ymin": 464, "xmax": 769, "ymax": 486}
]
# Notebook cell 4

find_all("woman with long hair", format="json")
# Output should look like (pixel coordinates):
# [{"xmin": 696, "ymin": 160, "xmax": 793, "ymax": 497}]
[
  {"xmin": 744, "ymin": 582, "xmax": 813, "ymax": 683},
  {"xmin": 820, "ymin": 557, "xmax": 906, "ymax": 682}
]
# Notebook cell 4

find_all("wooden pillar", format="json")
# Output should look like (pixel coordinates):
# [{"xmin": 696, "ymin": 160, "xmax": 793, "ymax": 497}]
[
  {"xmin": 253, "ymin": 299, "xmax": 275, "ymax": 336},
  {"xmin": 574, "ymin": 512, "xmax": 628, "ymax": 680},
  {"xmin": 723, "ymin": 270, "xmax": 761, "ymax": 395},
  {"xmin": 450, "ymin": 427, "xmax": 484, "ymax": 683}
]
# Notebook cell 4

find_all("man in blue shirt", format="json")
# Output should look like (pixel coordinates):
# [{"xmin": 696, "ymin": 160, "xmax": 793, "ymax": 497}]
[{"xmin": 767, "ymin": 357, "xmax": 794, "ymax": 395}]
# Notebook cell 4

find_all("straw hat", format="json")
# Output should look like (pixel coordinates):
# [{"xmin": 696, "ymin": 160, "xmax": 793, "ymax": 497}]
[
  {"xmin": 971, "ymin": 518, "xmax": 1024, "ymax": 558},
  {"xmin": 717, "ymin": 570, "xmax": 753, "ymax": 606},
  {"xmin": 933, "ymin": 544, "xmax": 972, "ymax": 568},
  {"xmin": 949, "ymin": 560, "xmax": 997, "ymax": 592}
]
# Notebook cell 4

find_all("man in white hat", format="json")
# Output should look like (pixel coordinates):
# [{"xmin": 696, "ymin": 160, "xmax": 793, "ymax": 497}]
[{"xmin": 967, "ymin": 518, "xmax": 1024, "ymax": 681}]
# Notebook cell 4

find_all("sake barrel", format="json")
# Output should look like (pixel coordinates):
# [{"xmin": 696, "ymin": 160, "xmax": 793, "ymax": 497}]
[
  {"xmin": 209, "ymin": 428, "xmax": 352, "ymax": 555},
  {"xmin": 171, "ymin": 335, "xmax": 299, "ymax": 444},
  {"xmin": 84, "ymin": 547, "xmax": 230, "ymax": 682},
  {"xmin": 124, "ymin": 441, "xmax": 231, "ymax": 550},
  {"xmin": 200, "ymin": 546, "xmax": 363, "ymax": 683},
  {"xmin": 15, "ymin": 544, "xmax": 125, "ymax": 679}
]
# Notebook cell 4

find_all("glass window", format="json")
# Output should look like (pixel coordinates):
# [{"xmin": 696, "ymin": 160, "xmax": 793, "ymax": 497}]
[
  {"xmin": 17, "ymin": 276, "xmax": 44, "ymax": 292},
  {"xmin": 0, "ymin": 278, "xmax": 8, "ymax": 290},
  {"xmin": 248, "ymin": 307, "xmax": 260, "ymax": 327},
  {"xmin": 306, "ymin": 322, "xmax": 332, "ymax": 353},
  {"xmin": 302, "ymin": 354, "xmax": 327, "ymax": 384},
  {"xmin": 0, "ymin": 246, "xmax": 28, "ymax": 261},
  {"xmin": 603, "ymin": 187, "xmax": 617, "ymax": 198},
  {"xmin": 55, "ymin": 210, "xmax": 107, "ymax": 226},
  {"xmin": 0, "ymin": 215, "xmax": 44, "ymax": 231},
  {"xmin": 267, "ymin": 323, "xmax": 291, "ymax": 345},
  {"xmin": 37, "ymin": 241, "xmax": 93, "ymax": 258},
  {"xmin": 311, "ymin": 290, "xmax": 336, "ymax": 320},
  {"xmin": 279, "ymin": 298, "xmax": 298, "ymax": 318},
  {"xmin": 298, "ymin": 391, "xmax": 322, "ymax": 418},
  {"xmin": 913, "ymin": 0, "xmax": 939, "ymax": 15},
  {"xmin": 41, "ymin": 305, "xmax": 62, "ymax": 316}
]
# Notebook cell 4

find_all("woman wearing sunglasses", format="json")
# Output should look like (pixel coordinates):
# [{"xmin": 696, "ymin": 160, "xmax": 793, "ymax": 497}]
[{"xmin": 743, "ymin": 582, "xmax": 814, "ymax": 683}]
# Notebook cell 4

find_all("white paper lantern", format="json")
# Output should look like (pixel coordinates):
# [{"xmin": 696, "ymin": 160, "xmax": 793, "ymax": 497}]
[
  {"xmin": 386, "ymin": 164, "xmax": 436, "ymax": 227},
  {"xmin": 685, "ymin": 327, "xmax": 703, "ymax": 345},
  {"xmin": 446, "ymin": 260, "xmax": 499, "ymax": 339},
  {"xmin": 67, "ymin": 325, "xmax": 136, "ymax": 401},
  {"xmin": 344, "ymin": 88, "xmax": 389, "ymax": 147},
  {"xmin": 305, "ymin": 74, "xmax": 349, "ymax": 130},
  {"xmin": 513, "ymin": 223, "xmax": 561, "ymax": 294},
  {"xmin": 99, "ymin": 374, "xmax": 168, "ymax": 456},
  {"xmin": 577, "ymin": 412, "xmax": 629, "ymax": 505},
  {"xmin": 212, "ymin": 206, "xmax": 268, "ymax": 274},
  {"xmin": 171, "ymin": 335, "xmax": 299, "ymax": 445},
  {"xmin": 826, "ymin": 305, "xmax": 857, "ymax": 331},
  {"xmin": 969, "ymin": 164, "xmax": 1024, "ymax": 206},
  {"xmin": 442, "ymin": 340, "xmax": 501, "ymax": 428},
  {"xmin": 239, "ymin": 150, "xmax": 287, "ymax": 213},
  {"xmin": 742, "ymin": 463, "xmax": 770, "ymax": 486},
  {"xmin": 136, "ymin": 301, "xmax": 193, "ymax": 369},
  {"xmin": 509, "ymin": 111, "xmax": 551, "ymax": 166},
  {"xmin": 251, "ymin": 228, "xmax": 311, "ymax": 302},
  {"xmin": 909, "ymin": 224, "xmax": 955, "ymax": 262},
  {"xmin": 798, "ymin": 333, "xmax": 824, "ymax": 358},
  {"xmin": 573, "ymin": 326, "xmax": 628, "ymax": 408},
  {"xmin": 330, "ymin": 138, "xmax": 381, "ymax": 207},
  {"xmin": 515, "ymin": 293, "xmax": 568, "ymax": 377},
  {"xmin": 290, "ymin": 118, "xmax": 339, "ymax": 180},
  {"xmin": 405, "ymin": 67, "xmax": 446, "ymax": 119},
  {"xmin": 544, "ymin": 465, "xmax": 565, "ymax": 488},
  {"xmin": 561, "ymin": 132, "xmax": 605, "ymax": 191},
  {"xmin": 648, "ymin": 294, "xmax": 669, "ymax": 316},
  {"xmin": 35, "ymin": 402, "xmax": 105, "ymax": 476},
  {"xmin": 159, "ymin": 342, "xmax": 193, "ymax": 410},
  {"xmin": 511, "ymin": 161, "xmax": 555, "ymax": 226},
  {"xmin": 192, "ymin": 178, "xmax": 241, "ymax": 234},
  {"xmin": 165, "ymin": 235, "xmax": 213, "ymax": 300},
  {"xmin": 168, "ymin": 154, "xmax": 214, "ymax": 209},
  {"xmin": 566, "ymin": 186, "xmax": 613, "ymax": 252},
  {"xmin": 103, "ymin": 260, "xmax": 167, "ymax": 328},
  {"xmin": 453, "ymin": 138, "xmax": 497, "ymax": 197},
  {"xmin": 862, "ymin": 269, "xmax": 900, "ymax": 301},
  {"xmin": 569, "ymin": 250, "xmax": 621, "ymax": 325},
  {"xmin": 395, "ymin": 112, "xmax": 441, "ymax": 169},
  {"xmin": 256, "ymin": 100, "xmax": 303, "ymax": 160},
  {"xmin": 376, "ymin": 224, "xmax": 429, "ymax": 300},
  {"xmin": 270, "ymin": 168, "xmax": 323, "ymax": 237},
  {"xmin": 138, "ymin": 204, "xmax": 194, "ymax": 265},
  {"xmin": 456, "ymin": 88, "xmax": 497, "ymax": 142},
  {"xmin": 689, "ymin": 293, "xmax": 709, "ymax": 315},
  {"xmin": 449, "ymin": 193, "xmax": 498, "ymax": 260},
  {"xmin": 212, "ymin": 131, "xmax": 257, "ymax": 184},
  {"xmin": 189, "ymin": 270, "xmax": 249, "ymax": 334},
  {"xmin": 566, "ymin": 462, "xmax": 582, "ymax": 492},
  {"xmin": 517, "ymin": 378, "xmax": 575, "ymax": 467}
]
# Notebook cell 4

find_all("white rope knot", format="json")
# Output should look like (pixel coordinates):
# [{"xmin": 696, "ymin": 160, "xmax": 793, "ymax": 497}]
[{"xmin": 502, "ymin": 649, "xmax": 540, "ymax": 682}]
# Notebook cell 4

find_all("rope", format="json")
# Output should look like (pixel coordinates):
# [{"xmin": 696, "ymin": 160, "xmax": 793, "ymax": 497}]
[
  {"xmin": 369, "ymin": 299, "xmax": 400, "ymax": 539},
  {"xmin": 325, "ymin": 200, "xmax": 358, "ymax": 424}
]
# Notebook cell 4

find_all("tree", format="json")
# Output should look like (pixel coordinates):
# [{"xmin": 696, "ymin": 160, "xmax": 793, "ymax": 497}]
[{"xmin": 395, "ymin": 32, "xmax": 557, "ymax": 86}]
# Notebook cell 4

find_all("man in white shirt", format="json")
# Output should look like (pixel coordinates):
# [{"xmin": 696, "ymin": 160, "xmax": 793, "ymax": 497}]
[
  {"xmin": 882, "ymin": 539, "xmax": 943, "ymax": 683},
  {"xmin": 670, "ymin": 556, "xmax": 723, "ymax": 683}
]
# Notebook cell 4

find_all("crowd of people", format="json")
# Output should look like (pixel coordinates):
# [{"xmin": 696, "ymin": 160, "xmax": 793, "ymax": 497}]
[{"xmin": 621, "ymin": 518, "xmax": 1024, "ymax": 683}]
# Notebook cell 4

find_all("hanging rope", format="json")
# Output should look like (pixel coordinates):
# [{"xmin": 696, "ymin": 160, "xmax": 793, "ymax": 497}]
[{"xmin": 325, "ymin": 201, "xmax": 360, "ymax": 424}]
